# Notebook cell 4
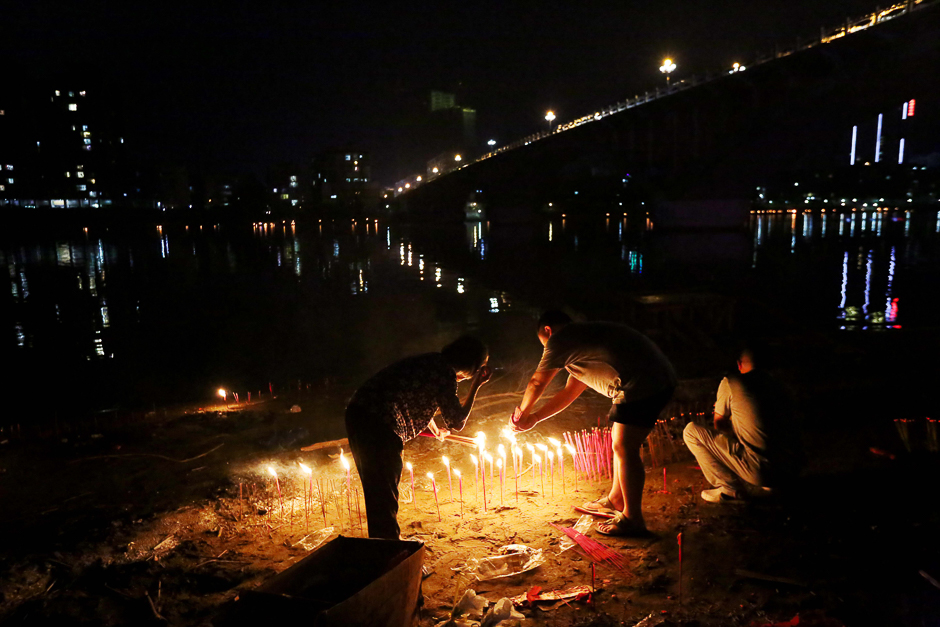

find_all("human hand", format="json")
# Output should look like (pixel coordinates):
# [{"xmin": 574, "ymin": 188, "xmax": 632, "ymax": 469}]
[
  {"xmin": 509, "ymin": 407, "xmax": 538, "ymax": 433},
  {"xmin": 436, "ymin": 427, "xmax": 451, "ymax": 442},
  {"xmin": 474, "ymin": 365, "xmax": 493, "ymax": 385}
]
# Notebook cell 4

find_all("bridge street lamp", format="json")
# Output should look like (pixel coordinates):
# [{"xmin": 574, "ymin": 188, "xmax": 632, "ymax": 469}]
[
  {"xmin": 545, "ymin": 110, "xmax": 556, "ymax": 132},
  {"xmin": 659, "ymin": 58, "xmax": 676, "ymax": 83}
]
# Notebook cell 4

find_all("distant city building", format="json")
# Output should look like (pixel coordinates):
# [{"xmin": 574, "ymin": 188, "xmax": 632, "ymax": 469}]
[
  {"xmin": 430, "ymin": 91, "xmax": 457, "ymax": 112},
  {"xmin": 0, "ymin": 87, "xmax": 158, "ymax": 209},
  {"xmin": 267, "ymin": 163, "xmax": 310, "ymax": 211},
  {"xmin": 312, "ymin": 150, "xmax": 380, "ymax": 213}
]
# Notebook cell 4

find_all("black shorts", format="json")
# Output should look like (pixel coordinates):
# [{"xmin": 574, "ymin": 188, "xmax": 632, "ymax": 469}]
[{"xmin": 608, "ymin": 387, "xmax": 675, "ymax": 429}]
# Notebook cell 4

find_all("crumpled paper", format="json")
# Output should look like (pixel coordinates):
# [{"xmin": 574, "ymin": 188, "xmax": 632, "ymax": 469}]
[
  {"xmin": 458, "ymin": 545, "xmax": 545, "ymax": 581},
  {"xmin": 454, "ymin": 590, "xmax": 488, "ymax": 618},
  {"xmin": 481, "ymin": 598, "xmax": 525, "ymax": 627}
]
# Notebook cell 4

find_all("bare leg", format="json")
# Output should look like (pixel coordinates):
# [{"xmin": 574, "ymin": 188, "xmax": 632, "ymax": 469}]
[
  {"xmin": 602, "ymin": 422, "xmax": 653, "ymax": 531},
  {"xmin": 607, "ymin": 434, "xmax": 626, "ymax": 511}
]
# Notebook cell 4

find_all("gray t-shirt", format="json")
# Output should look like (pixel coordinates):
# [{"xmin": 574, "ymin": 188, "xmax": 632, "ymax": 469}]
[
  {"xmin": 715, "ymin": 371, "xmax": 797, "ymax": 468},
  {"xmin": 536, "ymin": 322, "xmax": 676, "ymax": 403}
]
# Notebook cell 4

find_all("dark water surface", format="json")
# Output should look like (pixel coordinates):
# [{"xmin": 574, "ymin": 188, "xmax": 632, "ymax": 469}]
[{"xmin": 3, "ymin": 206, "xmax": 939, "ymax": 419}]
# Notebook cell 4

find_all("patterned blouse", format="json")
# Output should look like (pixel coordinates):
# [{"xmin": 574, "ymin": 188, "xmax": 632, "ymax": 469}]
[{"xmin": 347, "ymin": 353, "xmax": 467, "ymax": 442}]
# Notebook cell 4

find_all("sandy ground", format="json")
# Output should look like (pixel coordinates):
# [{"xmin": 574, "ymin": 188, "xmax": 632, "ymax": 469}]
[{"xmin": 1, "ymin": 374, "xmax": 939, "ymax": 626}]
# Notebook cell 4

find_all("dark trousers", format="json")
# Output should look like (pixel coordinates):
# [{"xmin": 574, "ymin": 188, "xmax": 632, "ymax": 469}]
[{"xmin": 345, "ymin": 408, "xmax": 404, "ymax": 540}]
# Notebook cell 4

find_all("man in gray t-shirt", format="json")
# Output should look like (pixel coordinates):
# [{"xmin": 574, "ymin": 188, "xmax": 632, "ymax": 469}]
[
  {"xmin": 683, "ymin": 346, "xmax": 801, "ymax": 503},
  {"xmin": 510, "ymin": 311, "xmax": 676, "ymax": 537}
]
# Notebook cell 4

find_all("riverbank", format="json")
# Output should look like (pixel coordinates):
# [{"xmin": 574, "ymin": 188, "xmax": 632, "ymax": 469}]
[{"xmin": 1, "ymin": 361, "xmax": 938, "ymax": 626}]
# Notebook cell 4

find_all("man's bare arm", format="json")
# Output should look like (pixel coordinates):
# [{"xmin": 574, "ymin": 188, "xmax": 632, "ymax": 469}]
[
  {"xmin": 517, "ymin": 368, "xmax": 560, "ymax": 417},
  {"xmin": 529, "ymin": 375, "xmax": 588, "ymax": 423}
]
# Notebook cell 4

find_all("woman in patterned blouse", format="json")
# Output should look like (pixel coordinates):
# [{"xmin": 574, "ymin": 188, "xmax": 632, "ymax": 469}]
[{"xmin": 345, "ymin": 335, "xmax": 492, "ymax": 539}]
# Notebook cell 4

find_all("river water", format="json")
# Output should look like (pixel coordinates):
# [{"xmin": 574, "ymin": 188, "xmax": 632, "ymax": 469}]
[{"xmin": 3, "ymin": 206, "xmax": 939, "ymax": 418}]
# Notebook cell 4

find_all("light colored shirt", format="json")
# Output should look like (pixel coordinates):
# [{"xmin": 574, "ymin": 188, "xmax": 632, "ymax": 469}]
[
  {"xmin": 536, "ymin": 322, "xmax": 676, "ymax": 403},
  {"xmin": 714, "ymin": 371, "xmax": 796, "ymax": 467}
]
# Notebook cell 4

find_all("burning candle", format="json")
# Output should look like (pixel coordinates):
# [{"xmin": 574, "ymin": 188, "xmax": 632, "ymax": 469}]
[
  {"xmin": 340, "ymin": 450, "xmax": 352, "ymax": 526},
  {"xmin": 428, "ymin": 472, "xmax": 441, "ymax": 521},
  {"xmin": 497, "ymin": 457, "xmax": 504, "ymax": 507},
  {"xmin": 299, "ymin": 462, "xmax": 312, "ymax": 530},
  {"xmin": 526, "ymin": 444, "xmax": 535, "ymax": 488},
  {"xmin": 267, "ymin": 465, "xmax": 284, "ymax": 520},
  {"xmin": 547, "ymin": 450, "xmax": 555, "ymax": 497},
  {"xmin": 484, "ymin": 451, "xmax": 494, "ymax": 485},
  {"xmin": 442, "ymin": 456, "xmax": 453, "ymax": 502},
  {"xmin": 454, "ymin": 468, "xmax": 463, "ymax": 518},
  {"xmin": 406, "ymin": 462, "xmax": 416, "ymax": 510},
  {"xmin": 470, "ymin": 454, "xmax": 479, "ymax": 502},
  {"xmin": 511, "ymin": 444, "xmax": 519, "ymax": 503},
  {"xmin": 565, "ymin": 443, "xmax": 578, "ymax": 492},
  {"xmin": 534, "ymin": 454, "xmax": 543, "ymax": 495}
]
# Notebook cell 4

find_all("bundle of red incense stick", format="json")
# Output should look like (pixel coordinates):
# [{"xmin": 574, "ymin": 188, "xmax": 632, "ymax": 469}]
[{"xmin": 548, "ymin": 522, "xmax": 631, "ymax": 573}]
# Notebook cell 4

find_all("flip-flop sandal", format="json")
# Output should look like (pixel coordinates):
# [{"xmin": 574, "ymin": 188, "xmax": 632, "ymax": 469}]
[
  {"xmin": 575, "ymin": 497, "xmax": 618, "ymax": 517},
  {"xmin": 596, "ymin": 513, "xmax": 653, "ymax": 538},
  {"xmin": 574, "ymin": 505, "xmax": 618, "ymax": 518}
]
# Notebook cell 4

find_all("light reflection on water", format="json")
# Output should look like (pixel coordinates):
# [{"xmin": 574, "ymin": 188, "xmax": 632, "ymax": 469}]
[{"xmin": 2, "ymin": 207, "xmax": 938, "ymax": 411}]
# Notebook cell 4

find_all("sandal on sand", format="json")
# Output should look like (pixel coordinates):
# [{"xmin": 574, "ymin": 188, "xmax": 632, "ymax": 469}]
[
  {"xmin": 574, "ymin": 497, "xmax": 619, "ymax": 518},
  {"xmin": 596, "ymin": 513, "xmax": 653, "ymax": 538}
]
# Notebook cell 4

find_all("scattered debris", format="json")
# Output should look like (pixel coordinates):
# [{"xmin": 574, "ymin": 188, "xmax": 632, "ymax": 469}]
[
  {"xmin": 457, "ymin": 544, "xmax": 545, "ymax": 581},
  {"xmin": 509, "ymin": 584, "xmax": 592, "ymax": 607}
]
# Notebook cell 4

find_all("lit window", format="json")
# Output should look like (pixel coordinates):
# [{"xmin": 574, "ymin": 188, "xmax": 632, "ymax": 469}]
[
  {"xmin": 5, "ymin": 165, "xmax": 12, "ymax": 171},
  {"xmin": 0, "ymin": 110, "xmax": 4, "ymax": 115},
  {"xmin": 290, "ymin": 181, "xmax": 297, "ymax": 188},
  {"xmin": 290, "ymin": 175, "xmax": 297, "ymax": 181},
  {"xmin": 55, "ymin": 90, "xmax": 61, "ymax": 96},
  {"xmin": 280, "ymin": 193, "xmax": 289, "ymax": 200},
  {"xmin": 77, "ymin": 184, "xmax": 86, "ymax": 191},
  {"xmin": 66, "ymin": 172, "xmax": 71, "ymax": 178},
  {"xmin": 82, "ymin": 125, "xmax": 88, "ymax": 131},
  {"xmin": 83, "ymin": 132, "xmax": 91, "ymax": 137},
  {"xmin": 69, "ymin": 104, "xmax": 77, "ymax": 111},
  {"xmin": 346, "ymin": 154, "xmax": 351, "ymax": 160},
  {"xmin": 0, "ymin": 185, "xmax": 4, "ymax": 191},
  {"xmin": 83, "ymin": 145, "xmax": 91, "ymax": 151},
  {"xmin": 76, "ymin": 172, "xmax": 84, "ymax": 178},
  {"xmin": 88, "ymin": 191, "xmax": 96, "ymax": 197},
  {"xmin": 7, "ymin": 179, "xmax": 13, "ymax": 184},
  {"xmin": 77, "ymin": 165, "xmax": 83, "ymax": 170},
  {"xmin": 84, "ymin": 139, "xmax": 91, "ymax": 145},
  {"xmin": 79, "ymin": 91, "xmax": 86, "ymax": 96},
  {"xmin": 68, "ymin": 91, "xmax": 74, "ymax": 97}
]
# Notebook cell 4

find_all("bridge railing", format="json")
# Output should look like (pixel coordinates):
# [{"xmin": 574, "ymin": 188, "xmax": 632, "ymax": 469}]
[{"xmin": 401, "ymin": 0, "xmax": 935, "ymax": 194}]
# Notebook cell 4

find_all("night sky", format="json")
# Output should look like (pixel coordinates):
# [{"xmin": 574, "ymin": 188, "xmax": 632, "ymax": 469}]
[{"xmin": 5, "ymin": 0, "xmax": 884, "ymax": 183}]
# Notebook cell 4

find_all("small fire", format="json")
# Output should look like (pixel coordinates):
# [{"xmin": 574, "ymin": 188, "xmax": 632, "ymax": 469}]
[
  {"xmin": 442, "ymin": 455, "xmax": 450, "ymax": 468},
  {"xmin": 340, "ymin": 452, "xmax": 350, "ymax": 471},
  {"xmin": 548, "ymin": 437, "xmax": 561, "ymax": 448},
  {"xmin": 406, "ymin": 461, "xmax": 413, "ymax": 471},
  {"xmin": 453, "ymin": 468, "xmax": 461, "ymax": 478},
  {"xmin": 564, "ymin": 443, "xmax": 575, "ymax": 455},
  {"xmin": 267, "ymin": 465, "xmax": 277, "ymax": 478},
  {"xmin": 299, "ymin": 462, "xmax": 311, "ymax": 475},
  {"xmin": 218, "ymin": 388, "xmax": 226, "ymax": 399},
  {"xmin": 470, "ymin": 454, "xmax": 478, "ymax": 466}
]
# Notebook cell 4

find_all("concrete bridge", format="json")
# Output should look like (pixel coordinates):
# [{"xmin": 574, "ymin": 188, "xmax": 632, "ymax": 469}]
[{"xmin": 398, "ymin": 0, "xmax": 940, "ymax": 223}]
